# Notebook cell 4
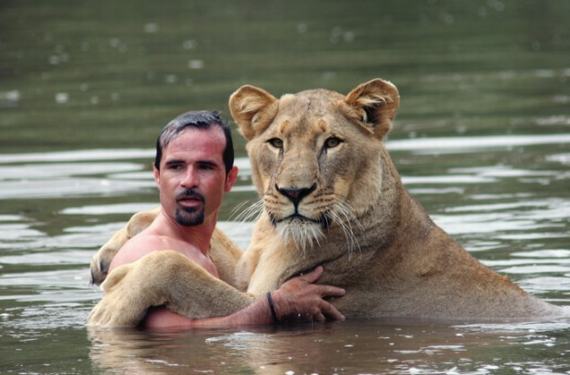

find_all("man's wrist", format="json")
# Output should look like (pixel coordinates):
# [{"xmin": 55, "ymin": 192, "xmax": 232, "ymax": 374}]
[{"xmin": 266, "ymin": 292, "xmax": 278, "ymax": 323}]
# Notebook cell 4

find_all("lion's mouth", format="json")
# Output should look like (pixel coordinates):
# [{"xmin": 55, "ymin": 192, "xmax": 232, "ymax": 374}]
[{"xmin": 271, "ymin": 212, "xmax": 331, "ymax": 228}]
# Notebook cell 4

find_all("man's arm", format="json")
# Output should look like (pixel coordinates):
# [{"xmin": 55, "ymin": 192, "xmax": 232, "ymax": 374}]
[
  {"xmin": 107, "ymin": 233, "xmax": 345, "ymax": 329},
  {"xmin": 143, "ymin": 266, "xmax": 345, "ymax": 330},
  {"xmin": 105, "ymin": 236, "xmax": 216, "ymax": 328},
  {"xmin": 88, "ymin": 250, "xmax": 254, "ymax": 327},
  {"xmin": 88, "ymin": 250, "xmax": 345, "ymax": 328}
]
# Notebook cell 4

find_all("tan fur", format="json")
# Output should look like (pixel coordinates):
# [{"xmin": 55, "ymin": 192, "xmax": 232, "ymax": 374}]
[
  {"xmin": 229, "ymin": 79, "xmax": 560, "ymax": 321},
  {"xmin": 88, "ymin": 250, "xmax": 253, "ymax": 326},
  {"xmin": 88, "ymin": 79, "xmax": 562, "ymax": 327},
  {"xmin": 88, "ymin": 209, "xmax": 251, "ymax": 327}
]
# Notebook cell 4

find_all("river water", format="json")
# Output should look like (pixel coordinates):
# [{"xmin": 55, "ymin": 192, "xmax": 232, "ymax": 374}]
[{"xmin": 1, "ymin": 1, "xmax": 569, "ymax": 374}]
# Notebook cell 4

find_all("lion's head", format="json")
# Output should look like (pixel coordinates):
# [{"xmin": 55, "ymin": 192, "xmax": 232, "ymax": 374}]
[{"xmin": 229, "ymin": 79, "xmax": 400, "ymax": 251}]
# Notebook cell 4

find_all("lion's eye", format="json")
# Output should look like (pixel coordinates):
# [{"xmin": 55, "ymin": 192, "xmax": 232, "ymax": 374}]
[
  {"xmin": 267, "ymin": 138, "xmax": 284, "ymax": 149},
  {"xmin": 324, "ymin": 137, "xmax": 342, "ymax": 149}
]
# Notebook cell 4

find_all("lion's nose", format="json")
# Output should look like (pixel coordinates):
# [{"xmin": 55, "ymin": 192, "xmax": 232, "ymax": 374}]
[{"xmin": 276, "ymin": 183, "xmax": 316, "ymax": 206}]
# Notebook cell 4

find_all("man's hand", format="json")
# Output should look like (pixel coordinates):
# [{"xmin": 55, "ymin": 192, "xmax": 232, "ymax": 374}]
[{"xmin": 270, "ymin": 266, "xmax": 346, "ymax": 322}]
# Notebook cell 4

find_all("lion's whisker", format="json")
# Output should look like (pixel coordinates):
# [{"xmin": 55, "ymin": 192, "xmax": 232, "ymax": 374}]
[
  {"xmin": 229, "ymin": 200, "xmax": 252, "ymax": 218},
  {"xmin": 232, "ymin": 200, "xmax": 264, "ymax": 223},
  {"xmin": 329, "ymin": 199, "xmax": 362, "ymax": 258}
]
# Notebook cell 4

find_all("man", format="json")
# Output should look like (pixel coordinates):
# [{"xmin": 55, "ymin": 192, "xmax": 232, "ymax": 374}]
[{"xmin": 108, "ymin": 110, "xmax": 345, "ymax": 329}]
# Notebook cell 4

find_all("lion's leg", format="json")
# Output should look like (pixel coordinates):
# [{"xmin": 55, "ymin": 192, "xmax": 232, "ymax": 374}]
[
  {"xmin": 87, "ymin": 250, "xmax": 253, "ymax": 327},
  {"xmin": 234, "ymin": 218, "xmax": 273, "ymax": 291},
  {"xmin": 88, "ymin": 261, "xmax": 155, "ymax": 327},
  {"xmin": 246, "ymin": 246, "xmax": 290, "ymax": 295},
  {"xmin": 209, "ymin": 229, "xmax": 244, "ymax": 288},
  {"xmin": 235, "ymin": 244, "xmax": 262, "ymax": 292},
  {"xmin": 246, "ymin": 238, "xmax": 331, "ymax": 296},
  {"xmin": 90, "ymin": 207, "xmax": 160, "ymax": 285}
]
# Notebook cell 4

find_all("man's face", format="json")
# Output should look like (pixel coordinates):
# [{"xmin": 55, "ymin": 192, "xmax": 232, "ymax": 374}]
[{"xmin": 153, "ymin": 126, "xmax": 237, "ymax": 227}]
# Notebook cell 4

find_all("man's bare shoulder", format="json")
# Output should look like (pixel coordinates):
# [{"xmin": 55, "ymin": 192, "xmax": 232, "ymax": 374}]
[{"xmin": 108, "ymin": 232, "xmax": 174, "ymax": 272}]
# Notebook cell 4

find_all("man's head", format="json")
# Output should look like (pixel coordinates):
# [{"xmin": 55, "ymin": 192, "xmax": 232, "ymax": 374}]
[
  {"xmin": 153, "ymin": 111, "xmax": 238, "ymax": 227},
  {"xmin": 155, "ymin": 110, "xmax": 234, "ymax": 174}
]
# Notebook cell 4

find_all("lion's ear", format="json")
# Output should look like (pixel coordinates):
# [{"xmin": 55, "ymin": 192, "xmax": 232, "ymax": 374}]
[
  {"xmin": 229, "ymin": 85, "xmax": 278, "ymax": 140},
  {"xmin": 344, "ymin": 78, "xmax": 400, "ymax": 139}
]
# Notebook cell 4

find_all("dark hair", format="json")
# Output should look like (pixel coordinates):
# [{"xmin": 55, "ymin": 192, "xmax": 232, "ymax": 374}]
[{"xmin": 154, "ymin": 110, "xmax": 234, "ymax": 173}]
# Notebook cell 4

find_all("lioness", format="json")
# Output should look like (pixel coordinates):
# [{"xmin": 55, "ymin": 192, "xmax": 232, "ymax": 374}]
[{"xmin": 88, "ymin": 79, "xmax": 562, "ymax": 326}]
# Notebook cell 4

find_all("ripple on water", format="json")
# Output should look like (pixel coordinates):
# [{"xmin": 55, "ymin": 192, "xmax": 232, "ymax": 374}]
[
  {"xmin": 449, "ymin": 165, "xmax": 557, "ymax": 178},
  {"xmin": 513, "ymin": 250, "xmax": 570, "ymax": 258},
  {"xmin": 0, "ymin": 178, "xmax": 154, "ymax": 199},
  {"xmin": 0, "ymin": 162, "xmax": 144, "ymax": 180},
  {"xmin": 402, "ymin": 175, "xmax": 496, "ymax": 185},
  {"xmin": 387, "ymin": 134, "xmax": 570, "ymax": 154},
  {"xmin": 483, "ymin": 258, "xmax": 570, "ymax": 267},
  {"xmin": 520, "ymin": 277, "xmax": 570, "ymax": 292},
  {"xmin": 433, "ymin": 196, "xmax": 570, "ymax": 239},
  {"xmin": 0, "ymin": 223, "xmax": 125, "ymax": 252},
  {"xmin": 0, "ymin": 214, "xmax": 25, "ymax": 221},
  {"xmin": 546, "ymin": 153, "xmax": 570, "ymax": 165},
  {"xmin": 498, "ymin": 265, "xmax": 570, "ymax": 275},
  {"xmin": 61, "ymin": 202, "xmax": 158, "ymax": 215},
  {"xmin": 457, "ymin": 319, "xmax": 570, "ymax": 334},
  {"xmin": 0, "ymin": 151, "xmax": 156, "ymax": 199},
  {"xmin": 0, "ymin": 223, "xmax": 44, "ymax": 242},
  {"xmin": 432, "ymin": 212, "xmax": 548, "ymax": 235},
  {"xmin": 0, "ymin": 249, "xmax": 93, "ymax": 266},
  {"xmin": 0, "ymin": 268, "xmax": 90, "ymax": 290},
  {"xmin": 0, "ymin": 149, "xmax": 153, "ymax": 163}
]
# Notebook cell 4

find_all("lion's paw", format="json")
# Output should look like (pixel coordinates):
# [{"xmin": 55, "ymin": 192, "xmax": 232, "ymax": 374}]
[
  {"xmin": 90, "ymin": 228, "xmax": 128, "ymax": 286},
  {"xmin": 87, "ymin": 292, "xmax": 149, "ymax": 327}
]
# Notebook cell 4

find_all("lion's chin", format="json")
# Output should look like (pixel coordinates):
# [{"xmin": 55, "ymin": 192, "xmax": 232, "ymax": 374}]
[{"xmin": 275, "ymin": 219, "xmax": 325, "ymax": 253}]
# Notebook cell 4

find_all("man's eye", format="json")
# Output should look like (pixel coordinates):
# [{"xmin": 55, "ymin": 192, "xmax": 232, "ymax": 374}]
[
  {"xmin": 267, "ymin": 138, "xmax": 283, "ymax": 149},
  {"xmin": 167, "ymin": 163, "xmax": 183, "ymax": 170},
  {"xmin": 324, "ymin": 137, "xmax": 343, "ymax": 149}
]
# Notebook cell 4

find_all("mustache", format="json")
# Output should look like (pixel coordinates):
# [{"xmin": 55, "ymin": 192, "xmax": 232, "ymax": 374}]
[{"xmin": 175, "ymin": 189, "xmax": 205, "ymax": 202}]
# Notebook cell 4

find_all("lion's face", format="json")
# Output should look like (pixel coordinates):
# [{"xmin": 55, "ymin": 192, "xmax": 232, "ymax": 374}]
[{"xmin": 230, "ymin": 79, "xmax": 400, "ymax": 250}]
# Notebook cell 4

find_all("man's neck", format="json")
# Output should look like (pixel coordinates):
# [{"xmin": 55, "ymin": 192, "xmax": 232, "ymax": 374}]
[{"xmin": 153, "ymin": 210, "xmax": 216, "ymax": 254}]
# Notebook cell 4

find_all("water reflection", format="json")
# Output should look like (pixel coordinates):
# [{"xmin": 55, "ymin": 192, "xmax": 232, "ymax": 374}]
[{"xmin": 87, "ymin": 319, "xmax": 570, "ymax": 375}]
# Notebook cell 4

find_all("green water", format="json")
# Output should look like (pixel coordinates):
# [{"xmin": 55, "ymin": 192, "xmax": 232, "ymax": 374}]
[{"xmin": 1, "ymin": 1, "xmax": 570, "ymax": 373}]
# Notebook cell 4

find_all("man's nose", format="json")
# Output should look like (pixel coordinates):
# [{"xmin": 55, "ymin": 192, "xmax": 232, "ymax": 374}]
[{"xmin": 181, "ymin": 167, "xmax": 199, "ymax": 188}]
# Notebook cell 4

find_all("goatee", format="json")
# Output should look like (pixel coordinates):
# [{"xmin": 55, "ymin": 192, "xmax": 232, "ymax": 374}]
[
  {"xmin": 175, "ymin": 188, "xmax": 205, "ymax": 226},
  {"xmin": 175, "ymin": 207, "xmax": 205, "ymax": 226}
]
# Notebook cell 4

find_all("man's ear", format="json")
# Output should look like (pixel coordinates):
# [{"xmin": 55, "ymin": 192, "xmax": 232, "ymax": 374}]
[
  {"xmin": 153, "ymin": 166, "xmax": 160, "ymax": 185},
  {"xmin": 228, "ymin": 85, "xmax": 278, "ymax": 140},
  {"xmin": 224, "ymin": 166, "xmax": 239, "ymax": 193},
  {"xmin": 342, "ymin": 78, "xmax": 400, "ymax": 139}
]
